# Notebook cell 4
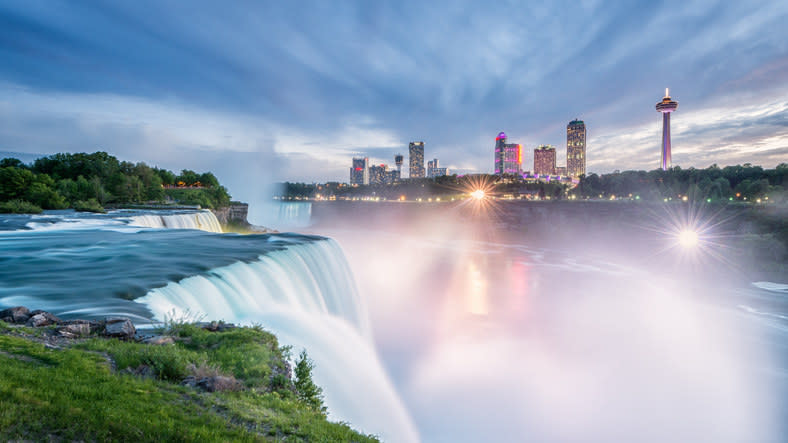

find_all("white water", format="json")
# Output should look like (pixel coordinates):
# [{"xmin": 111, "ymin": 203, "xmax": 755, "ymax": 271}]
[
  {"xmin": 137, "ymin": 237, "xmax": 417, "ymax": 442},
  {"xmin": 128, "ymin": 211, "xmax": 223, "ymax": 233}
]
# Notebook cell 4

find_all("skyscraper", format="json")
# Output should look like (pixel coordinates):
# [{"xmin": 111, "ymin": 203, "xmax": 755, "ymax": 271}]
[
  {"xmin": 656, "ymin": 88, "xmax": 678, "ymax": 170},
  {"xmin": 534, "ymin": 145, "xmax": 556, "ymax": 176},
  {"xmin": 369, "ymin": 164, "xmax": 387, "ymax": 185},
  {"xmin": 350, "ymin": 157, "xmax": 369, "ymax": 185},
  {"xmin": 566, "ymin": 119, "xmax": 586, "ymax": 177},
  {"xmin": 409, "ymin": 142, "xmax": 425, "ymax": 178},
  {"xmin": 427, "ymin": 158, "xmax": 438, "ymax": 177},
  {"xmin": 494, "ymin": 132, "xmax": 522, "ymax": 175}
]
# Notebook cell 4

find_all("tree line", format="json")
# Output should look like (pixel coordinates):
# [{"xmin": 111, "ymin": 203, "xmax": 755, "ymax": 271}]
[
  {"xmin": 573, "ymin": 164, "xmax": 787, "ymax": 202},
  {"xmin": 0, "ymin": 152, "xmax": 231, "ymax": 213}
]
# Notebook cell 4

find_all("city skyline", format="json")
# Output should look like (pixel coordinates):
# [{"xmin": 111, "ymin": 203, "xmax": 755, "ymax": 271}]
[{"xmin": 0, "ymin": 1, "xmax": 786, "ymax": 203}]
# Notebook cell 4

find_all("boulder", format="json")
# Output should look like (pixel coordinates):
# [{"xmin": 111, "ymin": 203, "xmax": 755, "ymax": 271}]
[
  {"xmin": 103, "ymin": 317, "xmax": 136, "ymax": 339},
  {"xmin": 56, "ymin": 323, "xmax": 92, "ymax": 338},
  {"xmin": 196, "ymin": 375, "xmax": 241, "ymax": 392},
  {"xmin": 62, "ymin": 319, "xmax": 102, "ymax": 334},
  {"xmin": 143, "ymin": 335, "xmax": 175, "ymax": 345},
  {"xmin": 26, "ymin": 311, "xmax": 61, "ymax": 327},
  {"xmin": 0, "ymin": 306, "xmax": 31, "ymax": 324}
]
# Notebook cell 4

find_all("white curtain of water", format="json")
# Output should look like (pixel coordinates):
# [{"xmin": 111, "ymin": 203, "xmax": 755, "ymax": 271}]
[
  {"xmin": 136, "ymin": 238, "xmax": 417, "ymax": 442},
  {"xmin": 129, "ymin": 211, "xmax": 223, "ymax": 233}
]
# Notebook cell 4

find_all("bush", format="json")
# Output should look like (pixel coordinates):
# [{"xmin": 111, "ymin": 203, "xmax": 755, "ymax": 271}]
[
  {"xmin": 294, "ymin": 350, "xmax": 326, "ymax": 414},
  {"xmin": 73, "ymin": 198, "xmax": 106, "ymax": 213},
  {"xmin": 0, "ymin": 199, "xmax": 43, "ymax": 214}
]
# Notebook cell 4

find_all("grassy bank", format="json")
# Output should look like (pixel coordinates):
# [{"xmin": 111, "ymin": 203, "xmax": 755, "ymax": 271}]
[{"xmin": 0, "ymin": 320, "xmax": 377, "ymax": 442}]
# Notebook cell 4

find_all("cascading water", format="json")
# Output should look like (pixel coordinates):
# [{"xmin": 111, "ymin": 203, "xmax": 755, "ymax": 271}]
[
  {"xmin": 136, "ymin": 237, "xmax": 417, "ymax": 442},
  {"xmin": 128, "ymin": 210, "xmax": 223, "ymax": 233}
]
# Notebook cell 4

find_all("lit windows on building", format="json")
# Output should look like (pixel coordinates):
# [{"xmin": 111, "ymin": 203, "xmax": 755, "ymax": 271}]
[
  {"xmin": 369, "ymin": 164, "xmax": 387, "ymax": 185},
  {"xmin": 409, "ymin": 142, "xmax": 425, "ymax": 178},
  {"xmin": 494, "ymin": 132, "xmax": 522, "ymax": 175},
  {"xmin": 350, "ymin": 157, "xmax": 369, "ymax": 185},
  {"xmin": 566, "ymin": 120, "xmax": 586, "ymax": 177},
  {"xmin": 534, "ymin": 145, "xmax": 556, "ymax": 176}
]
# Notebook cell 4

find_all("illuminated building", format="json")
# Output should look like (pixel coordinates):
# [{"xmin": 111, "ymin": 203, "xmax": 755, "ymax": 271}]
[
  {"xmin": 533, "ymin": 145, "xmax": 556, "ymax": 176},
  {"xmin": 494, "ymin": 132, "xmax": 523, "ymax": 175},
  {"xmin": 427, "ymin": 158, "xmax": 441, "ymax": 177},
  {"xmin": 431, "ymin": 167, "xmax": 448, "ymax": 177},
  {"xmin": 350, "ymin": 157, "xmax": 369, "ymax": 185},
  {"xmin": 369, "ymin": 164, "xmax": 387, "ymax": 185},
  {"xmin": 409, "ymin": 142, "xmax": 425, "ymax": 178},
  {"xmin": 656, "ymin": 88, "xmax": 678, "ymax": 170},
  {"xmin": 566, "ymin": 119, "xmax": 586, "ymax": 177},
  {"xmin": 395, "ymin": 154, "xmax": 404, "ymax": 173},
  {"xmin": 385, "ymin": 169, "xmax": 400, "ymax": 184},
  {"xmin": 555, "ymin": 166, "xmax": 567, "ymax": 176}
]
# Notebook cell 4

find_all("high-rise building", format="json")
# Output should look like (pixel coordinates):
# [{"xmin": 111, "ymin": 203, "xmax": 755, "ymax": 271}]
[
  {"xmin": 427, "ymin": 158, "xmax": 438, "ymax": 177},
  {"xmin": 656, "ymin": 88, "xmax": 678, "ymax": 170},
  {"xmin": 395, "ymin": 154, "xmax": 404, "ymax": 173},
  {"xmin": 385, "ymin": 169, "xmax": 400, "ymax": 184},
  {"xmin": 409, "ymin": 142, "xmax": 425, "ymax": 178},
  {"xmin": 350, "ymin": 157, "xmax": 369, "ymax": 185},
  {"xmin": 431, "ymin": 167, "xmax": 448, "ymax": 177},
  {"xmin": 369, "ymin": 164, "xmax": 387, "ymax": 185},
  {"xmin": 566, "ymin": 119, "xmax": 586, "ymax": 177},
  {"xmin": 494, "ymin": 132, "xmax": 522, "ymax": 175},
  {"xmin": 555, "ymin": 166, "xmax": 567, "ymax": 176},
  {"xmin": 534, "ymin": 145, "xmax": 556, "ymax": 176}
]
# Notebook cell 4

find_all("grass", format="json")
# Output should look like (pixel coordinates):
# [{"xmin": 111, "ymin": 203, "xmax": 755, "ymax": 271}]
[{"xmin": 0, "ymin": 320, "xmax": 379, "ymax": 442}]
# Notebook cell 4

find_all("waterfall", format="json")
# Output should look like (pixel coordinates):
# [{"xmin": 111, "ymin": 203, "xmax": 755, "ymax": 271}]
[
  {"xmin": 136, "ymin": 237, "xmax": 417, "ymax": 442},
  {"xmin": 128, "ymin": 210, "xmax": 223, "ymax": 233}
]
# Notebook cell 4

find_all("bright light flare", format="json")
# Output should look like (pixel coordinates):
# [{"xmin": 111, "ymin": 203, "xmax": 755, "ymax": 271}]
[
  {"xmin": 471, "ymin": 189, "xmax": 486, "ymax": 200},
  {"xmin": 677, "ymin": 229, "xmax": 699, "ymax": 248}
]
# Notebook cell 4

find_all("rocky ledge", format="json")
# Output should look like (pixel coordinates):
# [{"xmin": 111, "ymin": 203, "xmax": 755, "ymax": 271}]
[{"xmin": 0, "ymin": 306, "xmax": 243, "ymax": 393}]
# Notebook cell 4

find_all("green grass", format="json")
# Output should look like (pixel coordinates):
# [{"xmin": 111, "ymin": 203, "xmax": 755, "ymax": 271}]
[{"xmin": 0, "ymin": 322, "xmax": 379, "ymax": 442}]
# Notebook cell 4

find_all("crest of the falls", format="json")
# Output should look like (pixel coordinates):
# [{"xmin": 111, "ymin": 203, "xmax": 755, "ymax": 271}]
[
  {"xmin": 128, "ymin": 210, "xmax": 223, "ymax": 233},
  {"xmin": 136, "ymin": 237, "xmax": 417, "ymax": 442}
]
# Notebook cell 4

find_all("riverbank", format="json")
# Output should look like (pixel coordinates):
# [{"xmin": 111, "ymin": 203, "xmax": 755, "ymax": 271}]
[{"xmin": 0, "ymin": 306, "xmax": 377, "ymax": 441}]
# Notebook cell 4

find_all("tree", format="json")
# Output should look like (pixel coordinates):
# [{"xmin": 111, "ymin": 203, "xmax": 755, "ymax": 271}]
[{"xmin": 293, "ymin": 350, "xmax": 325, "ymax": 414}]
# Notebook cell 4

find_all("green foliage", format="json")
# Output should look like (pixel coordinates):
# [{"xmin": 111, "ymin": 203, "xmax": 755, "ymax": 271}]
[
  {"xmin": 0, "ymin": 152, "xmax": 232, "ymax": 210},
  {"xmin": 573, "ymin": 164, "xmax": 788, "ymax": 202},
  {"xmin": 1, "ymin": 323, "xmax": 377, "ymax": 441},
  {"xmin": 294, "ymin": 349, "xmax": 326, "ymax": 414},
  {"xmin": 0, "ymin": 199, "xmax": 42, "ymax": 214},
  {"xmin": 73, "ymin": 198, "xmax": 106, "ymax": 213},
  {"xmin": 164, "ymin": 186, "xmax": 231, "ymax": 209}
]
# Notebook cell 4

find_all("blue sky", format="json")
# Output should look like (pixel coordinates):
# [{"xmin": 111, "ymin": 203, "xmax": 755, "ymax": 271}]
[{"xmin": 1, "ymin": 0, "xmax": 787, "ymax": 199}]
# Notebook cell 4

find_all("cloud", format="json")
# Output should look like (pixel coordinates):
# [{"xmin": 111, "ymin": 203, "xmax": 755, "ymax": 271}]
[{"xmin": 0, "ymin": 0, "xmax": 787, "ymax": 182}]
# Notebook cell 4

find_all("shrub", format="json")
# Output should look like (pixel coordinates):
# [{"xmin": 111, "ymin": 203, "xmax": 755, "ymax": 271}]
[
  {"xmin": 294, "ymin": 350, "xmax": 326, "ymax": 414},
  {"xmin": 0, "ymin": 199, "xmax": 43, "ymax": 214},
  {"xmin": 73, "ymin": 198, "xmax": 106, "ymax": 213}
]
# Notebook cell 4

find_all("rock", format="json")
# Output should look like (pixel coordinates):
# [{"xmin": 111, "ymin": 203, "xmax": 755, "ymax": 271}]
[
  {"xmin": 196, "ymin": 375, "xmax": 240, "ymax": 392},
  {"xmin": 103, "ymin": 317, "xmax": 136, "ymax": 339},
  {"xmin": 0, "ymin": 306, "xmax": 31, "ymax": 323},
  {"xmin": 26, "ymin": 311, "xmax": 61, "ymax": 327},
  {"xmin": 62, "ymin": 319, "xmax": 102, "ymax": 334},
  {"xmin": 143, "ymin": 335, "xmax": 175, "ymax": 345},
  {"xmin": 202, "ymin": 321, "xmax": 236, "ymax": 332},
  {"xmin": 56, "ymin": 323, "xmax": 91, "ymax": 338}
]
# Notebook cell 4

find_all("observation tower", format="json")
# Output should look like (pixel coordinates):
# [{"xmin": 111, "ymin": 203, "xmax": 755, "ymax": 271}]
[{"xmin": 656, "ymin": 88, "xmax": 678, "ymax": 170}]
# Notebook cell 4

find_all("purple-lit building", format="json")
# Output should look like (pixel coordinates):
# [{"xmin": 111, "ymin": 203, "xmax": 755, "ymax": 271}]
[
  {"xmin": 494, "ymin": 132, "xmax": 522, "ymax": 176},
  {"xmin": 656, "ymin": 88, "xmax": 678, "ymax": 170}
]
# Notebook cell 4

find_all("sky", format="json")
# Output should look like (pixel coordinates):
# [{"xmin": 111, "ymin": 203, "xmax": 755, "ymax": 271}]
[{"xmin": 1, "ymin": 0, "xmax": 787, "ymax": 201}]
